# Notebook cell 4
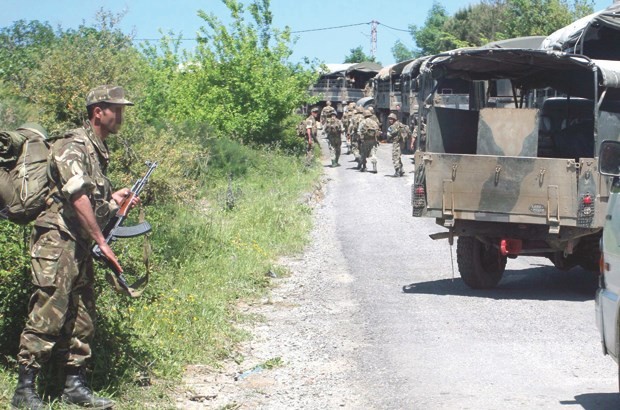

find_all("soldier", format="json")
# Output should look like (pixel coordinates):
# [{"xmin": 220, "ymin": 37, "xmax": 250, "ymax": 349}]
[
  {"xmin": 348, "ymin": 105, "xmax": 365, "ymax": 167},
  {"xmin": 305, "ymin": 107, "xmax": 319, "ymax": 152},
  {"xmin": 324, "ymin": 111, "xmax": 343, "ymax": 167},
  {"xmin": 387, "ymin": 113, "xmax": 406, "ymax": 177},
  {"xmin": 358, "ymin": 109, "xmax": 380, "ymax": 173},
  {"xmin": 412, "ymin": 115, "xmax": 427, "ymax": 152},
  {"xmin": 11, "ymin": 86, "xmax": 139, "ymax": 410},
  {"xmin": 343, "ymin": 102, "xmax": 356, "ymax": 154},
  {"xmin": 320, "ymin": 100, "xmax": 336, "ymax": 126}
]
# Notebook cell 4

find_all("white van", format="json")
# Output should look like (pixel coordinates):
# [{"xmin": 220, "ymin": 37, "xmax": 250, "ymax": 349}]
[{"xmin": 595, "ymin": 140, "xmax": 620, "ymax": 390}]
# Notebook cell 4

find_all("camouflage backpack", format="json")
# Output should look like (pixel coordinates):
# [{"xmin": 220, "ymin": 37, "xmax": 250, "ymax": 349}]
[
  {"xmin": 324, "ymin": 118, "xmax": 340, "ymax": 136},
  {"xmin": 0, "ymin": 123, "xmax": 50, "ymax": 224},
  {"xmin": 362, "ymin": 118, "xmax": 380, "ymax": 140},
  {"xmin": 296, "ymin": 120, "xmax": 306, "ymax": 138}
]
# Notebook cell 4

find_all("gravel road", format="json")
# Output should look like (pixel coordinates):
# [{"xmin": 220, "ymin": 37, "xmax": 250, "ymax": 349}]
[{"xmin": 177, "ymin": 138, "xmax": 620, "ymax": 409}]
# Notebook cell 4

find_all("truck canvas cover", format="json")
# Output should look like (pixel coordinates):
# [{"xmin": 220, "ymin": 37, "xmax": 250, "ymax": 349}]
[{"xmin": 416, "ymin": 49, "xmax": 620, "ymax": 230}]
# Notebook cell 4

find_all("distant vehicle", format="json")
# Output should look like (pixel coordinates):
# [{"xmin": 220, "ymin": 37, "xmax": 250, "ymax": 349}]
[
  {"xmin": 411, "ymin": 48, "xmax": 620, "ymax": 289},
  {"xmin": 307, "ymin": 61, "xmax": 381, "ymax": 116},
  {"xmin": 596, "ymin": 140, "xmax": 620, "ymax": 390}
]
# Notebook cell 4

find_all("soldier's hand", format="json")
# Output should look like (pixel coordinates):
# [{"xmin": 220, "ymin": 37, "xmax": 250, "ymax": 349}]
[{"xmin": 98, "ymin": 242, "xmax": 123, "ymax": 273}]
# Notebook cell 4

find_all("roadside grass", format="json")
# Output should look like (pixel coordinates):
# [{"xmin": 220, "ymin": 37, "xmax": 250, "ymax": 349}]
[
  {"xmin": 0, "ymin": 146, "xmax": 320, "ymax": 408},
  {"xmin": 100, "ymin": 147, "xmax": 320, "ymax": 406}
]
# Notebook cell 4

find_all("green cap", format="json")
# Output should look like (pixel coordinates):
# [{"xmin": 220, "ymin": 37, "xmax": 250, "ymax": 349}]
[{"xmin": 86, "ymin": 85, "xmax": 134, "ymax": 107}]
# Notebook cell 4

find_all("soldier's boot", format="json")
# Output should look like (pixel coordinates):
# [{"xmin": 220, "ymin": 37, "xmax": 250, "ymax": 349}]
[
  {"xmin": 372, "ymin": 162, "xmax": 377, "ymax": 173},
  {"xmin": 331, "ymin": 160, "xmax": 336, "ymax": 167},
  {"xmin": 11, "ymin": 365, "xmax": 46, "ymax": 410},
  {"xmin": 355, "ymin": 158, "xmax": 361, "ymax": 170},
  {"xmin": 61, "ymin": 367, "xmax": 113, "ymax": 409}
]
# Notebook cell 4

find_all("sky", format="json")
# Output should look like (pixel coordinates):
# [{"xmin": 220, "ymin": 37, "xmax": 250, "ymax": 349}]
[{"xmin": 1, "ymin": 0, "xmax": 616, "ymax": 66}]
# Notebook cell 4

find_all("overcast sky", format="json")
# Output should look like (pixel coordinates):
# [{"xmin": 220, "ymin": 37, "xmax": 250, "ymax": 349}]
[{"xmin": 1, "ymin": 0, "xmax": 615, "ymax": 66}]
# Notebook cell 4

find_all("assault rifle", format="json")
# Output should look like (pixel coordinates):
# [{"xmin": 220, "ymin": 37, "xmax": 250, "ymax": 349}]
[{"xmin": 92, "ymin": 161, "xmax": 158, "ymax": 293}]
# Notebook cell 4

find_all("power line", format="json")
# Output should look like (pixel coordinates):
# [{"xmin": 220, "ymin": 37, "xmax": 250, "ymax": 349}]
[
  {"xmin": 378, "ymin": 22, "xmax": 410, "ymax": 33},
  {"xmin": 133, "ymin": 21, "xmax": 411, "ymax": 42},
  {"xmin": 291, "ymin": 22, "xmax": 370, "ymax": 34}
]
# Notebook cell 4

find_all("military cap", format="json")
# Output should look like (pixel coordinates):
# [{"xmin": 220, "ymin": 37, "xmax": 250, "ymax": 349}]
[
  {"xmin": 86, "ymin": 85, "xmax": 134, "ymax": 107},
  {"xmin": 330, "ymin": 111, "xmax": 338, "ymax": 116},
  {"xmin": 355, "ymin": 106, "xmax": 364, "ymax": 113},
  {"xmin": 388, "ymin": 113, "xmax": 398, "ymax": 120},
  {"xmin": 363, "ymin": 109, "xmax": 372, "ymax": 117},
  {"xmin": 311, "ymin": 107, "xmax": 319, "ymax": 113},
  {"xmin": 17, "ymin": 122, "xmax": 48, "ymax": 140},
  {"xmin": 325, "ymin": 100, "xmax": 332, "ymax": 106}
]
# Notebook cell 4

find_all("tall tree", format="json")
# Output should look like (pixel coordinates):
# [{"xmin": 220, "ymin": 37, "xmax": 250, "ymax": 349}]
[
  {"xmin": 391, "ymin": 40, "xmax": 417, "ymax": 62},
  {"xmin": 343, "ymin": 46, "xmax": 376, "ymax": 63},
  {"xmin": 396, "ymin": 0, "xmax": 594, "ymax": 57}
]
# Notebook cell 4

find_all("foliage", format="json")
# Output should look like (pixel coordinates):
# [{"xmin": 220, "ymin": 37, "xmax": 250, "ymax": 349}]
[
  {"xmin": 397, "ymin": 0, "xmax": 594, "ymax": 56},
  {"xmin": 391, "ymin": 40, "xmax": 417, "ymax": 63},
  {"xmin": 0, "ymin": 20, "xmax": 56, "ymax": 94},
  {"xmin": 139, "ymin": 0, "xmax": 317, "ymax": 149},
  {"xmin": 343, "ymin": 46, "xmax": 377, "ymax": 63}
]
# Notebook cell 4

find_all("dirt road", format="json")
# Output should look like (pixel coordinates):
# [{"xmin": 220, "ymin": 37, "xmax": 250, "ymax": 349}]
[{"xmin": 177, "ymin": 139, "xmax": 619, "ymax": 409}]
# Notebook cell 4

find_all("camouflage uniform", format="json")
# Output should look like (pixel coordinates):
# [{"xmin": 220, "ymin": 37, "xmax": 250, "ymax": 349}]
[
  {"xmin": 358, "ymin": 110, "xmax": 380, "ymax": 172},
  {"xmin": 324, "ymin": 114, "xmax": 343, "ymax": 166},
  {"xmin": 17, "ymin": 120, "xmax": 118, "ymax": 370},
  {"xmin": 320, "ymin": 102, "xmax": 336, "ymax": 126},
  {"xmin": 305, "ymin": 109, "xmax": 319, "ymax": 147},
  {"xmin": 387, "ymin": 114, "xmax": 406, "ymax": 176},
  {"xmin": 348, "ymin": 106, "xmax": 364, "ymax": 164}
]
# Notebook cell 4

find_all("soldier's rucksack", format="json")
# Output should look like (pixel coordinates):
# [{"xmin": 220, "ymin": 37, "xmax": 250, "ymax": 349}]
[
  {"xmin": 324, "ymin": 118, "xmax": 340, "ymax": 136},
  {"xmin": 362, "ymin": 118, "xmax": 380, "ymax": 140},
  {"xmin": 0, "ymin": 124, "xmax": 50, "ymax": 224},
  {"xmin": 296, "ymin": 120, "xmax": 306, "ymax": 138}
]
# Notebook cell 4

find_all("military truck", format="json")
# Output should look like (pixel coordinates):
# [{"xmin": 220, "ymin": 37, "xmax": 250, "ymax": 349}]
[{"xmin": 412, "ymin": 48, "xmax": 620, "ymax": 289}]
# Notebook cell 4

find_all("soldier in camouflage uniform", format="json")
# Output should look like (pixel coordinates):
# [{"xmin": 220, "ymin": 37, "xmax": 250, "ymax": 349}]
[
  {"xmin": 324, "ymin": 111, "xmax": 343, "ymax": 167},
  {"xmin": 387, "ymin": 113, "xmax": 406, "ymax": 177},
  {"xmin": 12, "ymin": 86, "xmax": 138, "ymax": 410},
  {"xmin": 343, "ymin": 102, "xmax": 356, "ymax": 155},
  {"xmin": 358, "ymin": 109, "xmax": 380, "ymax": 173},
  {"xmin": 305, "ymin": 107, "xmax": 319, "ymax": 152},
  {"xmin": 348, "ymin": 106, "xmax": 365, "ymax": 167},
  {"xmin": 320, "ymin": 100, "xmax": 336, "ymax": 127}
]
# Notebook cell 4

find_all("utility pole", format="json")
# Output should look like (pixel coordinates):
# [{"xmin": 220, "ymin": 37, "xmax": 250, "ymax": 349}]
[{"xmin": 370, "ymin": 20, "xmax": 378, "ymax": 59}]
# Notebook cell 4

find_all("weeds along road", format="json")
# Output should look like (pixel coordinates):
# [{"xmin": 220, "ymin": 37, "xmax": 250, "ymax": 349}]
[{"xmin": 180, "ymin": 137, "xmax": 620, "ymax": 409}]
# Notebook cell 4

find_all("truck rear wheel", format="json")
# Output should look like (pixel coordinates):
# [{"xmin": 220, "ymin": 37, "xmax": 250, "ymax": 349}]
[{"xmin": 456, "ymin": 237, "xmax": 507, "ymax": 289}]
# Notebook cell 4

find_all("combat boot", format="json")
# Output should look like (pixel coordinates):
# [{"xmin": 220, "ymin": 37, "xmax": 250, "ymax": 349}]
[
  {"xmin": 331, "ymin": 160, "xmax": 337, "ymax": 167},
  {"xmin": 372, "ymin": 162, "xmax": 377, "ymax": 173},
  {"xmin": 61, "ymin": 367, "xmax": 113, "ymax": 409},
  {"xmin": 11, "ymin": 364, "xmax": 46, "ymax": 410}
]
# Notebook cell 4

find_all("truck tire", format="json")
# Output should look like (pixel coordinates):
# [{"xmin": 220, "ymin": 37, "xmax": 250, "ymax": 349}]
[{"xmin": 456, "ymin": 236, "xmax": 506, "ymax": 289}]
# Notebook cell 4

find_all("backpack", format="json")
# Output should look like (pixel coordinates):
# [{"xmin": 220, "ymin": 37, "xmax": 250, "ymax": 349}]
[
  {"xmin": 362, "ymin": 118, "xmax": 380, "ymax": 140},
  {"xmin": 0, "ymin": 125, "xmax": 50, "ymax": 224},
  {"xmin": 296, "ymin": 120, "xmax": 306, "ymax": 138},
  {"xmin": 324, "ymin": 118, "xmax": 340, "ymax": 136}
]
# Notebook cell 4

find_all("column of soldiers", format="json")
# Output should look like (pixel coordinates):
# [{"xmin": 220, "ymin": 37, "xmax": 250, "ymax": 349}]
[{"xmin": 304, "ymin": 102, "xmax": 424, "ymax": 176}]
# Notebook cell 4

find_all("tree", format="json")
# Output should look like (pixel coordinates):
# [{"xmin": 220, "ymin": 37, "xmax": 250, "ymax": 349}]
[
  {"xmin": 503, "ymin": 0, "xmax": 594, "ymax": 38},
  {"xmin": 158, "ymin": 0, "xmax": 317, "ymax": 146},
  {"xmin": 391, "ymin": 40, "xmax": 417, "ymax": 62},
  {"xmin": 409, "ymin": 2, "xmax": 460, "ymax": 55},
  {"xmin": 397, "ymin": 0, "xmax": 594, "ymax": 57},
  {"xmin": 343, "ymin": 46, "xmax": 376, "ymax": 63}
]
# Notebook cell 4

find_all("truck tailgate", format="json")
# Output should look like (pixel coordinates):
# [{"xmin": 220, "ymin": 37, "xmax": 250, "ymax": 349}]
[{"xmin": 423, "ymin": 153, "xmax": 580, "ymax": 226}]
